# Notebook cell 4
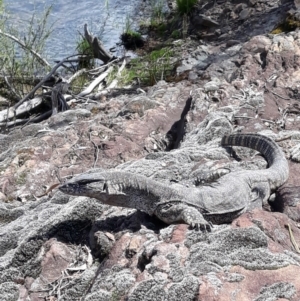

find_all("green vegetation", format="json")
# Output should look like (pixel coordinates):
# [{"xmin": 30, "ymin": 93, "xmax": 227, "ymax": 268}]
[
  {"xmin": 176, "ymin": 0, "xmax": 198, "ymax": 15},
  {"xmin": 150, "ymin": 0, "xmax": 165, "ymax": 27},
  {"xmin": 70, "ymin": 73, "xmax": 90, "ymax": 94},
  {"xmin": 108, "ymin": 47, "xmax": 174, "ymax": 86},
  {"xmin": 76, "ymin": 35, "xmax": 94, "ymax": 68},
  {"xmin": 121, "ymin": 30, "xmax": 144, "ymax": 50},
  {"xmin": 145, "ymin": 47, "xmax": 173, "ymax": 85},
  {"xmin": 121, "ymin": 15, "xmax": 144, "ymax": 49},
  {"xmin": 0, "ymin": 6, "xmax": 53, "ymax": 99},
  {"xmin": 138, "ymin": 0, "xmax": 198, "ymax": 41},
  {"xmin": 171, "ymin": 29, "xmax": 181, "ymax": 39},
  {"xmin": 271, "ymin": 15, "xmax": 300, "ymax": 34}
]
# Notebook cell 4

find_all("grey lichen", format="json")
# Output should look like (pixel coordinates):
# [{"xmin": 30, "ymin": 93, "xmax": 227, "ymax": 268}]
[{"xmin": 254, "ymin": 282, "xmax": 296, "ymax": 301}]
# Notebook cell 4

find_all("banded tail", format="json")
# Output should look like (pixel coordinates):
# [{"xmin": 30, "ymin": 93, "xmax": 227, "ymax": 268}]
[{"xmin": 221, "ymin": 133, "xmax": 289, "ymax": 189}]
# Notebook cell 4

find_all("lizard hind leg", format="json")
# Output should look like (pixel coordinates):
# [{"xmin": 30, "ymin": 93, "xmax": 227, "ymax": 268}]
[
  {"xmin": 250, "ymin": 182, "xmax": 271, "ymax": 210},
  {"xmin": 154, "ymin": 202, "xmax": 213, "ymax": 231}
]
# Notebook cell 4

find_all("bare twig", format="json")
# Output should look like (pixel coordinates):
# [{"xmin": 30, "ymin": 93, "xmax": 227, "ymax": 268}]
[
  {"xmin": 0, "ymin": 29, "xmax": 51, "ymax": 68},
  {"xmin": 234, "ymin": 115, "xmax": 255, "ymax": 119},
  {"xmin": 275, "ymin": 135, "xmax": 293, "ymax": 142},
  {"xmin": 269, "ymin": 90, "xmax": 291, "ymax": 101},
  {"xmin": 51, "ymin": 82, "xmax": 69, "ymax": 116},
  {"xmin": 88, "ymin": 57, "xmax": 119, "ymax": 75},
  {"xmin": 261, "ymin": 119, "xmax": 275, "ymax": 124},
  {"xmin": 286, "ymin": 224, "xmax": 300, "ymax": 254},
  {"xmin": 0, "ymin": 96, "xmax": 43, "ymax": 123},
  {"xmin": 90, "ymin": 138, "xmax": 99, "ymax": 168},
  {"xmin": 4, "ymin": 75, "xmax": 20, "ymax": 99}
]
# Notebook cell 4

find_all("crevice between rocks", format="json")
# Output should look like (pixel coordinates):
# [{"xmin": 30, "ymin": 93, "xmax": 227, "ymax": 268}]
[
  {"xmin": 137, "ymin": 249, "xmax": 157, "ymax": 272},
  {"xmin": 164, "ymin": 96, "xmax": 193, "ymax": 151}
]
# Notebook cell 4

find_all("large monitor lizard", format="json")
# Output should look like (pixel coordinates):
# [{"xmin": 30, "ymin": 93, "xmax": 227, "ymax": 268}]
[{"xmin": 59, "ymin": 133, "xmax": 289, "ymax": 231}]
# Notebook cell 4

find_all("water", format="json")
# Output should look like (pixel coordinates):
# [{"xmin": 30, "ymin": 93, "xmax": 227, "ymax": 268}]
[{"xmin": 3, "ymin": 0, "xmax": 142, "ymax": 63}]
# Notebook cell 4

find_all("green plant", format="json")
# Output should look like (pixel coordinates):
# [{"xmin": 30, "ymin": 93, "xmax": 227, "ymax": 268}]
[
  {"xmin": 76, "ymin": 36, "xmax": 93, "ymax": 56},
  {"xmin": 107, "ymin": 47, "xmax": 174, "ymax": 87},
  {"xmin": 16, "ymin": 172, "xmax": 27, "ymax": 185},
  {"xmin": 132, "ymin": 47, "xmax": 173, "ymax": 85},
  {"xmin": 0, "ymin": 6, "xmax": 53, "ymax": 100},
  {"xmin": 121, "ymin": 15, "xmax": 144, "ymax": 50},
  {"xmin": 70, "ymin": 72, "xmax": 90, "ymax": 94},
  {"xmin": 271, "ymin": 16, "xmax": 300, "ymax": 34},
  {"xmin": 147, "ymin": 48, "xmax": 173, "ymax": 84},
  {"xmin": 76, "ymin": 35, "xmax": 94, "ymax": 68},
  {"xmin": 176, "ymin": 0, "xmax": 198, "ymax": 15},
  {"xmin": 171, "ymin": 29, "xmax": 181, "ymax": 39},
  {"xmin": 150, "ymin": 0, "xmax": 165, "ymax": 26}
]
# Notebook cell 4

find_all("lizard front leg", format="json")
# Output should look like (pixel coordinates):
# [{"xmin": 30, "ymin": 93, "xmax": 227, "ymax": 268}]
[{"xmin": 154, "ymin": 202, "xmax": 213, "ymax": 231}]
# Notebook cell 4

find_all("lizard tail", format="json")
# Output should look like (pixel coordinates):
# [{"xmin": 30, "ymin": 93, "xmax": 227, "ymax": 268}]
[{"xmin": 221, "ymin": 133, "xmax": 289, "ymax": 189}]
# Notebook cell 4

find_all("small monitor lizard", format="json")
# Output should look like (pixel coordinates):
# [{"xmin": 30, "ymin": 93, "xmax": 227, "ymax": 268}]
[{"xmin": 59, "ymin": 133, "xmax": 289, "ymax": 231}]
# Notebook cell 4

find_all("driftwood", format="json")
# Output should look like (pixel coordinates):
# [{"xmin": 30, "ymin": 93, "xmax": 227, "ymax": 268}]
[
  {"xmin": 13, "ymin": 55, "xmax": 79, "ymax": 110},
  {"xmin": 84, "ymin": 24, "xmax": 114, "ymax": 64},
  {"xmin": 0, "ymin": 110, "xmax": 52, "ymax": 128},
  {"xmin": 78, "ymin": 66, "xmax": 114, "ymax": 97},
  {"xmin": 0, "ymin": 25, "xmax": 133, "ymax": 131},
  {"xmin": 0, "ymin": 96, "xmax": 43, "ymax": 123}
]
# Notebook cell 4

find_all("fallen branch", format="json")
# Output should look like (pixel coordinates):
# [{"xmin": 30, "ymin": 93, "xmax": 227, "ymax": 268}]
[
  {"xmin": 13, "ymin": 54, "xmax": 78, "ymax": 110},
  {"xmin": 78, "ymin": 66, "xmax": 113, "ymax": 97},
  {"xmin": 67, "ymin": 68, "xmax": 87, "ymax": 84},
  {"xmin": 0, "ymin": 109, "xmax": 52, "ymax": 128},
  {"xmin": 0, "ymin": 96, "xmax": 43, "ymax": 123}
]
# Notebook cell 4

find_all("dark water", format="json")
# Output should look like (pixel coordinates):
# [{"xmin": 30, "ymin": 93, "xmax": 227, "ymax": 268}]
[{"xmin": 4, "ymin": 0, "xmax": 142, "ymax": 62}]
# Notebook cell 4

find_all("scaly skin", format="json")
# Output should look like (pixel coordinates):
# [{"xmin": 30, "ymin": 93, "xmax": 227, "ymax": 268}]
[{"xmin": 59, "ymin": 134, "xmax": 289, "ymax": 231}]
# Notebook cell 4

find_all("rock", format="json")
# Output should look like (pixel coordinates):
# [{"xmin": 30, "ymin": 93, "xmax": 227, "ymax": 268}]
[
  {"xmin": 197, "ymin": 14, "xmax": 220, "ymax": 27},
  {"xmin": 239, "ymin": 8, "xmax": 253, "ymax": 20},
  {"xmin": 92, "ymin": 231, "xmax": 115, "ymax": 258}
]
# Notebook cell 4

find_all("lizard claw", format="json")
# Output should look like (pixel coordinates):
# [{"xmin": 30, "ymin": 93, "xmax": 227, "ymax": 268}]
[
  {"xmin": 191, "ymin": 221, "xmax": 213, "ymax": 232},
  {"xmin": 180, "ymin": 208, "xmax": 213, "ymax": 232}
]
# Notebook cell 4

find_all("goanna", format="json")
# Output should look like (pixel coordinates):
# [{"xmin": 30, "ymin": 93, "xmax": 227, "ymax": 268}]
[{"xmin": 59, "ymin": 133, "xmax": 289, "ymax": 231}]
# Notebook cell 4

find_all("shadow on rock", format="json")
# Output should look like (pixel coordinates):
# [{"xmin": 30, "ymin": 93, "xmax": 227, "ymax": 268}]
[
  {"xmin": 272, "ymin": 186, "xmax": 300, "ymax": 222},
  {"xmin": 92, "ymin": 210, "xmax": 168, "ymax": 234}
]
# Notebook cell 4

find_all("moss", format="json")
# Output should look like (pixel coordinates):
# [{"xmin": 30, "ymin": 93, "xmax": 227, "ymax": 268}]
[
  {"xmin": 171, "ymin": 29, "xmax": 181, "ymax": 39},
  {"xmin": 271, "ymin": 16, "xmax": 300, "ymax": 34},
  {"xmin": 176, "ymin": 0, "xmax": 198, "ymax": 15},
  {"xmin": 121, "ymin": 31, "xmax": 144, "ymax": 50}
]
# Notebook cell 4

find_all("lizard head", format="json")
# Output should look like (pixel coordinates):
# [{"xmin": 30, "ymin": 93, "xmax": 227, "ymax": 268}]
[
  {"xmin": 59, "ymin": 174, "xmax": 129, "ymax": 205},
  {"xmin": 59, "ymin": 176, "xmax": 109, "ymax": 197}
]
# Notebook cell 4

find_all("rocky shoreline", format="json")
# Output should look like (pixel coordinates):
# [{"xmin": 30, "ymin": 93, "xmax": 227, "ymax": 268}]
[{"xmin": 1, "ymin": 0, "xmax": 300, "ymax": 300}]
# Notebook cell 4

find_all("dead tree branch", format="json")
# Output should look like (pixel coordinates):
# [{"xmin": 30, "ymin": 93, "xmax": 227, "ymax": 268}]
[
  {"xmin": 84, "ymin": 24, "xmax": 114, "ymax": 64},
  {"xmin": 13, "ymin": 54, "xmax": 78, "ymax": 110},
  {"xmin": 51, "ymin": 82, "xmax": 70, "ymax": 116},
  {"xmin": 78, "ymin": 66, "xmax": 113, "ymax": 97},
  {"xmin": 0, "ymin": 29, "xmax": 51, "ymax": 68}
]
